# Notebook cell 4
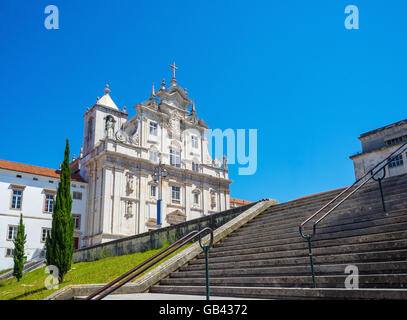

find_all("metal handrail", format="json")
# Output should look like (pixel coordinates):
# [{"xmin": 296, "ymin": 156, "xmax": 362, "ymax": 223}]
[
  {"xmin": 85, "ymin": 227, "xmax": 214, "ymax": 300},
  {"xmin": 299, "ymin": 140, "xmax": 407, "ymax": 287}
]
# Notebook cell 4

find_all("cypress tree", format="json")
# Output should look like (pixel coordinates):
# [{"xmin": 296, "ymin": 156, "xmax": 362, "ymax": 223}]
[
  {"xmin": 13, "ymin": 213, "xmax": 26, "ymax": 281},
  {"xmin": 46, "ymin": 138, "xmax": 74, "ymax": 283}
]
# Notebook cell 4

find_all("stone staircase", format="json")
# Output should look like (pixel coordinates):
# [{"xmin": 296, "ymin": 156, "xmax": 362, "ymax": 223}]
[
  {"xmin": 150, "ymin": 174, "xmax": 407, "ymax": 299},
  {"xmin": 0, "ymin": 258, "xmax": 45, "ymax": 281}
]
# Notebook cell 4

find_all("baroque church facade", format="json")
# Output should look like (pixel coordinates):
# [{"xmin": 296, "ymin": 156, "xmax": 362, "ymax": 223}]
[{"xmin": 74, "ymin": 65, "xmax": 232, "ymax": 246}]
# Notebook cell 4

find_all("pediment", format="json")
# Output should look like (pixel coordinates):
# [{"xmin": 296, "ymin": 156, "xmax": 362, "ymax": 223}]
[
  {"xmin": 166, "ymin": 210, "xmax": 186, "ymax": 224},
  {"xmin": 157, "ymin": 86, "xmax": 192, "ymax": 110}
]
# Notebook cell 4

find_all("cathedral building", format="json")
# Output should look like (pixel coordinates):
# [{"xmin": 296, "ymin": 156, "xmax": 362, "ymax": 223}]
[
  {"xmin": 76, "ymin": 64, "xmax": 232, "ymax": 246},
  {"xmin": 350, "ymin": 119, "xmax": 407, "ymax": 180},
  {"xmin": 0, "ymin": 64, "xmax": 232, "ymax": 269}
]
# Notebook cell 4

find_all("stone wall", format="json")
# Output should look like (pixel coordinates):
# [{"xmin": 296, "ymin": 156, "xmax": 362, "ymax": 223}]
[{"xmin": 73, "ymin": 202, "xmax": 257, "ymax": 263}]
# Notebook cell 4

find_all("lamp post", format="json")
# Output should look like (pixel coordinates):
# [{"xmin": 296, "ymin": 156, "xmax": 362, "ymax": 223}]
[{"xmin": 153, "ymin": 157, "xmax": 167, "ymax": 226}]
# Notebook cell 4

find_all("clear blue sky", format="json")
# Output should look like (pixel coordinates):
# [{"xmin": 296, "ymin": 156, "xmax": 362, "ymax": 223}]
[{"xmin": 0, "ymin": 0, "xmax": 406, "ymax": 203}]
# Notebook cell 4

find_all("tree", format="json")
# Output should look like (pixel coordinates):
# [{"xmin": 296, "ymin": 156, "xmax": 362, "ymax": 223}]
[
  {"xmin": 46, "ymin": 139, "xmax": 74, "ymax": 283},
  {"xmin": 13, "ymin": 213, "xmax": 26, "ymax": 281}
]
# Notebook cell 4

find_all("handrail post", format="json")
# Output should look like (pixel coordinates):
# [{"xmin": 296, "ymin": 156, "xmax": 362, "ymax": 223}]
[
  {"xmin": 377, "ymin": 178, "xmax": 386, "ymax": 213},
  {"xmin": 371, "ymin": 167, "xmax": 387, "ymax": 213},
  {"xmin": 306, "ymin": 236, "xmax": 316, "ymax": 288},
  {"xmin": 199, "ymin": 229, "xmax": 214, "ymax": 301}
]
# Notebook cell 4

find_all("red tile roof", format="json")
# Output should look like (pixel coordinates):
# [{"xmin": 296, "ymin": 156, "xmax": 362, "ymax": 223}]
[
  {"xmin": 0, "ymin": 159, "xmax": 86, "ymax": 183},
  {"xmin": 230, "ymin": 197, "xmax": 252, "ymax": 205}
]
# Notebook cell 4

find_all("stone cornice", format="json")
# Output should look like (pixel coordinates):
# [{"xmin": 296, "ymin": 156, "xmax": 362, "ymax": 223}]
[
  {"xmin": 349, "ymin": 144, "xmax": 402, "ymax": 160},
  {"xmin": 84, "ymin": 104, "xmax": 128, "ymax": 118},
  {"xmin": 85, "ymin": 149, "xmax": 232, "ymax": 186}
]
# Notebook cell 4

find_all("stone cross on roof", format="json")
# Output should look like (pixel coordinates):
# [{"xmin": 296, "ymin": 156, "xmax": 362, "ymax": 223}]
[
  {"xmin": 169, "ymin": 62, "xmax": 178, "ymax": 79},
  {"xmin": 169, "ymin": 62, "xmax": 178, "ymax": 86}
]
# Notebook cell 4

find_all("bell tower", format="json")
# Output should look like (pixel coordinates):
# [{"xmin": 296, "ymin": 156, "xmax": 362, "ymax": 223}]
[{"xmin": 82, "ymin": 84, "xmax": 128, "ymax": 157}]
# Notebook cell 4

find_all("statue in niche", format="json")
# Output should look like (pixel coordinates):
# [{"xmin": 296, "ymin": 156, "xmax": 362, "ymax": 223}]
[
  {"xmin": 210, "ymin": 191, "xmax": 216, "ymax": 208},
  {"xmin": 125, "ymin": 201, "xmax": 133, "ymax": 218},
  {"xmin": 127, "ymin": 174, "xmax": 134, "ymax": 193},
  {"xmin": 105, "ymin": 116, "xmax": 115, "ymax": 139}
]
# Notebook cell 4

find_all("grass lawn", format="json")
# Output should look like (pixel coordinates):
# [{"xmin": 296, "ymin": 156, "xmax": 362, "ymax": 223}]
[{"xmin": 0, "ymin": 243, "xmax": 190, "ymax": 300}]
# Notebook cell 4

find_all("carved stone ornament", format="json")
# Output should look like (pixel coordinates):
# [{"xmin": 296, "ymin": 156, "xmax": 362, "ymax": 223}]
[
  {"xmin": 167, "ymin": 111, "xmax": 183, "ymax": 141},
  {"xmin": 115, "ymin": 130, "xmax": 128, "ymax": 143},
  {"xmin": 131, "ymin": 133, "xmax": 140, "ymax": 145}
]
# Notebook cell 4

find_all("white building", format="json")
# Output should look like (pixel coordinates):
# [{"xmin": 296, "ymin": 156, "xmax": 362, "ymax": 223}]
[
  {"xmin": 350, "ymin": 119, "xmax": 407, "ymax": 180},
  {"xmin": 0, "ymin": 64, "xmax": 233, "ymax": 270},
  {"xmin": 0, "ymin": 160, "xmax": 87, "ymax": 270},
  {"xmin": 78, "ymin": 64, "xmax": 232, "ymax": 246}
]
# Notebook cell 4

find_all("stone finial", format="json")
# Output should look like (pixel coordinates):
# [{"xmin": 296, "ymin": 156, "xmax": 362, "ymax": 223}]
[
  {"xmin": 161, "ymin": 78, "xmax": 166, "ymax": 90},
  {"xmin": 79, "ymin": 146, "xmax": 83, "ymax": 158},
  {"xmin": 191, "ymin": 102, "xmax": 196, "ymax": 114},
  {"xmin": 123, "ymin": 106, "xmax": 127, "ymax": 113},
  {"xmin": 150, "ymin": 83, "xmax": 156, "ymax": 98},
  {"xmin": 223, "ymin": 154, "xmax": 228, "ymax": 170},
  {"xmin": 72, "ymin": 154, "xmax": 76, "ymax": 162},
  {"xmin": 104, "ymin": 84, "xmax": 110, "ymax": 94}
]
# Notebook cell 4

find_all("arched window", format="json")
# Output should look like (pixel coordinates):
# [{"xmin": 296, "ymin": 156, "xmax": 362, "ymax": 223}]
[
  {"xmin": 192, "ymin": 157, "xmax": 200, "ymax": 172},
  {"xmin": 170, "ymin": 148, "xmax": 181, "ymax": 168},
  {"xmin": 149, "ymin": 146, "xmax": 159, "ymax": 163},
  {"xmin": 192, "ymin": 188, "xmax": 201, "ymax": 206},
  {"xmin": 209, "ymin": 189, "xmax": 217, "ymax": 208}
]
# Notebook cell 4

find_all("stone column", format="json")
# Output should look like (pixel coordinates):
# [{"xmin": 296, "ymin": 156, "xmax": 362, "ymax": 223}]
[
  {"xmin": 185, "ymin": 181, "xmax": 192, "ymax": 220},
  {"xmin": 84, "ymin": 166, "xmax": 95, "ymax": 246},
  {"xmin": 111, "ymin": 167, "xmax": 123, "ymax": 235},
  {"xmin": 161, "ymin": 177, "xmax": 169, "ymax": 227},
  {"xmin": 202, "ymin": 185, "xmax": 209, "ymax": 215},
  {"xmin": 101, "ymin": 167, "xmax": 112, "ymax": 235},
  {"xmin": 138, "ymin": 170, "xmax": 149, "ymax": 233}
]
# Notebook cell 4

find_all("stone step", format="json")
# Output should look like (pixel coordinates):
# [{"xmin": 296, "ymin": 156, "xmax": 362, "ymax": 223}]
[
  {"xmin": 212, "ymin": 230, "xmax": 407, "ymax": 254},
  {"xmin": 172, "ymin": 261, "xmax": 407, "ymax": 278},
  {"xmin": 160, "ymin": 274, "xmax": 407, "ymax": 289},
  {"xmin": 248, "ymin": 192, "xmax": 407, "ymax": 221},
  {"xmin": 233, "ymin": 210, "xmax": 407, "ymax": 243},
  {"xmin": 182, "ymin": 249, "xmax": 407, "ymax": 271},
  {"xmin": 262, "ymin": 189, "xmax": 345, "ymax": 211},
  {"xmin": 257, "ymin": 178, "xmax": 407, "ymax": 218},
  {"xmin": 198, "ymin": 239, "xmax": 407, "ymax": 263},
  {"xmin": 247, "ymin": 194, "xmax": 407, "ymax": 228},
  {"xmin": 265, "ymin": 176, "xmax": 406, "ymax": 213},
  {"xmin": 233, "ymin": 209, "xmax": 407, "ymax": 238},
  {"xmin": 257, "ymin": 182, "xmax": 407, "ymax": 218},
  {"xmin": 150, "ymin": 285, "xmax": 407, "ymax": 300},
  {"xmin": 221, "ymin": 219, "xmax": 407, "ymax": 247}
]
